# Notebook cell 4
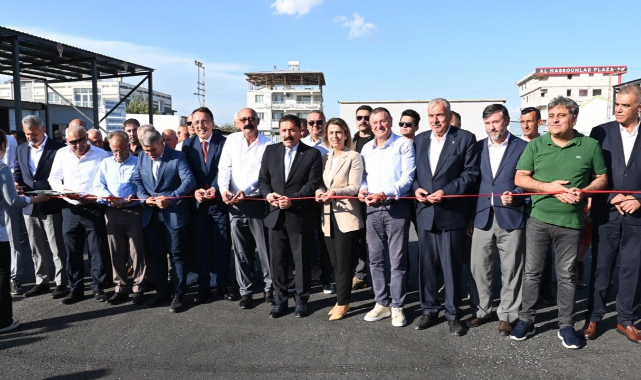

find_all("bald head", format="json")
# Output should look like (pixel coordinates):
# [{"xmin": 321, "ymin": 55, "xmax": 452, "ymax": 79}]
[
  {"xmin": 162, "ymin": 129, "xmax": 178, "ymax": 149},
  {"xmin": 177, "ymin": 125, "xmax": 189, "ymax": 142},
  {"xmin": 69, "ymin": 119, "xmax": 87, "ymax": 129},
  {"xmin": 87, "ymin": 129, "xmax": 104, "ymax": 149}
]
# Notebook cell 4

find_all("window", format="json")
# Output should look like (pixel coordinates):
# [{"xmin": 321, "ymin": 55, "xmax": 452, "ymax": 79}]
[
  {"xmin": 47, "ymin": 92, "xmax": 61, "ymax": 104},
  {"xmin": 255, "ymin": 95, "xmax": 264, "ymax": 103},
  {"xmin": 297, "ymin": 113, "xmax": 307, "ymax": 120},
  {"xmin": 579, "ymin": 89, "xmax": 588, "ymax": 97},
  {"xmin": 272, "ymin": 112, "xmax": 284, "ymax": 121},
  {"xmin": 257, "ymin": 112, "xmax": 264, "ymax": 120},
  {"xmin": 74, "ymin": 88, "xmax": 101, "ymax": 107},
  {"xmin": 296, "ymin": 95, "xmax": 311, "ymax": 104},
  {"xmin": 567, "ymin": 75, "xmax": 573, "ymax": 79},
  {"xmin": 540, "ymin": 91, "xmax": 546, "ymax": 98},
  {"xmin": 593, "ymin": 89, "xmax": 602, "ymax": 96},
  {"xmin": 567, "ymin": 89, "xmax": 572, "ymax": 96},
  {"xmin": 273, "ymin": 94, "xmax": 285, "ymax": 104}
]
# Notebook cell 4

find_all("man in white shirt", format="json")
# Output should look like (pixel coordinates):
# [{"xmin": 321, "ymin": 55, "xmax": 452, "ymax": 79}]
[
  {"xmin": 218, "ymin": 108, "xmax": 274, "ymax": 308},
  {"xmin": 358, "ymin": 107, "xmax": 415, "ymax": 327},
  {"xmin": 301, "ymin": 111, "xmax": 329, "ymax": 156},
  {"xmin": 48, "ymin": 121, "xmax": 111, "ymax": 304}
]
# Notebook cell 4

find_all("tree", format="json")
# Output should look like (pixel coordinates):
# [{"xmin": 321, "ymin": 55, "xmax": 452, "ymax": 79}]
[
  {"xmin": 216, "ymin": 122, "xmax": 236, "ymax": 133},
  {"xmin": 126, "ymin": 96, "xmax": 160, "ymax": 114}
]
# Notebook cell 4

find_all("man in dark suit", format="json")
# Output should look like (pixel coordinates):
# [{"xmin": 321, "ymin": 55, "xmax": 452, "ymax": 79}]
[
  {"xmin": 259, "ymin": 114, "xmax": 322, "ymax": 318},
  {"xmin": 412, "ymin": 98, "xmax": 480, "ymax": 335},
  {"xmin": 466, "ymin": 104, "xmax": 528, "ymax": 336},
  {"xmin": 14, "ymin": 115, "xmax": 68, "ymax": 299},
  {"xmin": 132, "ymin": 127, "xmax": 195, "ymax": 312},
  {"xmin": 585, "ymin": 84, "xmax": 641, "ymax": 344},
  {"xmin": 180, "ymin": 107, "xmax": 233, "ymax": 303}
]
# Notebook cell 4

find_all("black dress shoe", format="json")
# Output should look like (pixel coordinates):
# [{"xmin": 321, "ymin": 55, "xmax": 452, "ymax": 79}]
[
  {"xmin": 239, "ymin": 294, "xmax": 253, "ymax": 309},
  {"xmin": 170, "ymin": 295, "xmax": 184, "ymax": 313},
  {"xmin": 106, "ymin": 293, "xmax": 130, "ymax": 305},
  {"xmin": 217, "ymin": 287, "xmax": 237, "ymax": 301},
  {"xmin": 93, "ymin": 290, "xmax": 108, "ymax": 302},
  {"xmin": 61, "ymin": 290, "xmax": 84, "ymax": 305},
  {"xmin": 449, "ymin": 320, "xmax": 466, "ymax": 336},
  {"xmin": 467, "ymin": 316, "xmax": 493, "ymax": 328},
  {"xmin": 264, "ymin": 289, "xmax": 275, "ymax": 305},
  {"xmin": 145, "ymin": 294, "xmax": 170, "ymax": 308},
  {"xmin": 295, "ymin": 299, "xmax": 309, "ymax": 318},
  {"xmin": 193, "ymin": 289, "xmax": 212, "ymax": 304},
  {"xmin": 132, "ymin": 292, "xmax": 145, "ymax": 305},
  {"xmin": 24, "ymin": 283, "xmax": 51, "ymax": 298},
  {"xmin": 270, "ymin": 304, "xmax": 289, "ymax": 318},
  {"xmin": 415, "ymin": 314, "xmax": 434, "ymax": 330},
  {"xmin": 51, "ymin": 285, "xmax": 68, "ymax": 299}
]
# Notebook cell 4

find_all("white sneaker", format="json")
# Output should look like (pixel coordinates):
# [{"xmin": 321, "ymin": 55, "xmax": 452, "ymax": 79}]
[
  {"xmin": 0, "ymin": 319, "xmax": 20, "ymax": 334},
  {"xmin": 364, "ymin": 303, "xmax": 392, "ymax": 322},
  {"xmin": 391, "ymin": 307, "xmax": 407, "ymax": 327}
]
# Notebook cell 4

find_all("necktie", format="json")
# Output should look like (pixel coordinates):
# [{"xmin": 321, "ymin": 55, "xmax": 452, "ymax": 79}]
[{"xmin": 202, "ymin": 141, "xmax": 208, "ymax": 164}]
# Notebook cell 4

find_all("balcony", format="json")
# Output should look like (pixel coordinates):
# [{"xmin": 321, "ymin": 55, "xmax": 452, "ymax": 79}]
[{"xmin": 271, "ymin": 101, "xmax": 322, "ymax": 110}]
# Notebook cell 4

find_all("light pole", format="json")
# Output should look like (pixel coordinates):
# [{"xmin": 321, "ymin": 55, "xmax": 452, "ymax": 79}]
[{"xmin": 194, "ymin": 60, "xmax": 206, "ymax": 107}]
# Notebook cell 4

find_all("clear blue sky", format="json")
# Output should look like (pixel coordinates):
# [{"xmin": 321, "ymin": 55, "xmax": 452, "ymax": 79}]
[{"xmin": 2, "ymin": 0, "xmax": 639, "ymax": 124}]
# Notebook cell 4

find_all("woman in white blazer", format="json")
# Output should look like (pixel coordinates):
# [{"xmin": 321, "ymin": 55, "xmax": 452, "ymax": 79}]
[{"xmin": 315, "ymin": 118, "xmax": 364, "ymax": 321}]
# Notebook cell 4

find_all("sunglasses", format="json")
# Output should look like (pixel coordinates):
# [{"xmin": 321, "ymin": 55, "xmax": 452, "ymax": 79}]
[
  {"xmin": 186, "ymin": 121, "xmax": 192, "ymax": 126},
  {"xmin": 239, "ymin": 117, "xmax": 258, "ymax": 123},
  {"xmin": 356, "ymin": 115, "xmax": 370, "ymax": 121},
  {"xmin": 308, "ymin": 120, "xmax": 324, "ymax": 127},
  {"xmin": 399, "ymin": 122, "xmax": 415, "ymax": 128},
  {"xmin": 68, "ymin": 137, "xmax": 87, "ymax": 145}
]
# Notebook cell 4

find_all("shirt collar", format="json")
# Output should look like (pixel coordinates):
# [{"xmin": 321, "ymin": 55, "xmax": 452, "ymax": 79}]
[
  {"xmin": 488, "ymin": 132, "xmax": 511, "ymax": 148},
  {"xmin": 285, "ymin": 143, "xmax": 299, "ymax": 152},
  {"xmin": 619, "ymin": 121, "xmax": 640, "ymax": 136},
  {"xmin": 198, "ymin": 133, "xmax": 213, "ymax": 144},
  {"xmin": 31, "ymin": 135, "xmax": 47, "ymax": 150},
  {"xmin": 430, "ymin": 127, "xmax": 450, "ymax": 142}
]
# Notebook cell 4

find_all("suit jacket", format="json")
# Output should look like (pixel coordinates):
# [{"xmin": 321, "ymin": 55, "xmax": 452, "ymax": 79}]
[
  {"xmin": 412, "ymin": 126, "xmax": 480, "ymax": 231},
  {"xmin": 13, "ymin": 137, "xmax": 66, "ymax": 214},
  {"xmin": 259, "ymin": 142, "xmax": 322, "ymax": 233},
  {"xmin": 316, "ymin": 148, "xmax": 365, "ymax": 236},
  {"xmin": 181, "ymin": 132, "xmax": 227, "ymax": 214},
  {"xmin": 473, "ymin": 134, "xmax": 528, "ymax": 230},
  {"xmin": 131, "ymin": 146, "xmax": 196, "ymax": 229},
  {"xmin": 590, "ymin": 121, "xmax": 641, "ymax": 225}
]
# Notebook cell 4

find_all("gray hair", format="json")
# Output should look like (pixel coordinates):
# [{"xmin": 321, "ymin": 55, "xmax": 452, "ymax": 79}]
[
  {"xmin": 140, "ymin": 129, "xmax": 163, "ymax": 146},
  {"xmin": 617, "ymin": 84, "xmax": 641, "ymax": 105},
  {"xmin": 548, "ymin": 96, "xmax": 579, "ymax": 117},
  {"xmin": 108, "ymin": 130, "xmax": 129, "ymax": 142},
  {"xmin": 67, "ymin": 124, "xmax": 87, "ymax": 136},
  {"xmin": 428, "ymin": 98, "xmax": 451, "ymax": 113},
  {"xmin": 233, "ymin": 112, "xmax": 239, "ymax": 121},
  {"xmin": 138, "ymin": 124, "xmax": 156, "ymax": 134},
  {"xmin": 22, "ymin": 115, "xmax": 45, "ymax": 129}
]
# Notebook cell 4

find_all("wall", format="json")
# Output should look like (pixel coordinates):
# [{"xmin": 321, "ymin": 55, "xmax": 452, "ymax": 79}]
[{"xmin": 125, "ymin": 114, "xmax": 183, "ymax": 132}]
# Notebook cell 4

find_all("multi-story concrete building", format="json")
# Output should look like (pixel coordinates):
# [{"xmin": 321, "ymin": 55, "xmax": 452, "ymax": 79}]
[
  {"xmin": 245, "ymin": 61, "xmax": 325, "ymax": 132},
  {"xmin": 516, "ymin": 66, "xmax": 627, "ymax": 125}
]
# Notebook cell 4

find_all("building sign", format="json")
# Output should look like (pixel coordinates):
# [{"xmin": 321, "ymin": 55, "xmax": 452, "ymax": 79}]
[
  {"xmin": 102, "ymin": 100, "xmax": 126, "ymax": 132},
  {"xmin": 535, "ymin": 66, "xmax": 627, "ymax": 76}
]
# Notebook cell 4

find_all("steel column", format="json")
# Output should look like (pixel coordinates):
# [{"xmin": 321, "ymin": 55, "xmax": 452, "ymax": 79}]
[
  {"xmin": 91, "ymin": 58, "xmax": 99, "ymax": 129},
  {"xmin": 147, "ymin": 72, "xmax": 153, "ymax": 125},
  {"xmin": 11, "ymin": 37, "xmax": 21, "ymax": 130}
]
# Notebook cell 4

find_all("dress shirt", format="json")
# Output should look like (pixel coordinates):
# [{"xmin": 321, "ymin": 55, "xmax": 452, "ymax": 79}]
[
  {"xmin": 175, "ymin": 141, "xmax": 183, "ymax": 151},
  {"xmin": 93, "ymin": 153, "xmax": 139, "ymax": 206},
  {"xmin": 28, "ymin": 135, "xmax": 47, "ymax": 176},
  {"xmin": 488, "ymin": 133, "xmax": 511, "ymax": 206},
  {"xmin": 360, "ymin": 133, "xmax": 415, "ymax": 197},
  {"xmin": 217, "ymin": 132, "xmax": 273, "ymax": 196},
  {"xmin": 48, "ymin": 144, "xmax": 111, "ymax": 204},
  {"xmin": 152, "ymin": 149, "xmax": 164, "ymax": 181},
  {"xmin": 284, "ymin": 143, "xmax": 299, "ymax": 180},
  {"xmin": 619, "ymin": 122, "xmax": 639, "ymax": 165},
  {"xmin": 2, "ymin": 134, "xmax": 17, "ymax": 173},
  {"xmin": 428, "ymin": 127, "xmax": 450, "ymax": 175},
  {"xmin": 301, "ymin": 135, "xmax": 329, "ymax": 156}
]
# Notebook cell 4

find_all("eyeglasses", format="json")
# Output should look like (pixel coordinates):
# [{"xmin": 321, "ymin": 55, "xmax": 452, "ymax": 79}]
[
  {"xmin": 356, "ymin": 115, "xmax": 370, "ymax": 121},
  {"xmin": 308, "ymin": 120, "xmax": 324, "ymax": 127},
  {"xmin": 399, "ymin": 122, "xmax": 415, "ymax": 128},
  {"xmin": 239, "ymin": 117, "xmax": 258, "ymax": 123},
  {"xmin": 68, "ymin": 137, "xmax": 87, "ymax": 145},
  {"xmin": 186, "ymin": 121, "xmax": 192, "ymax": 126}
]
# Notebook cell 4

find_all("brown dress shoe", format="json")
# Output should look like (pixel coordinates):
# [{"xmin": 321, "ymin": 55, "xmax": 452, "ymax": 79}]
[
  {"xmin": 583, "ymin": 322, "xmax": 598, "ymax": 340},
  {"xmin": 617, "ymin": 324, "xmax": 641, "ymax": 344},
  {"xmin": 467, "ymin": 316, "xmax": 492, "ymax": 328},
  {"xmin": 498, "ymin": 321, "xmax": 512, "ymax": 336}
]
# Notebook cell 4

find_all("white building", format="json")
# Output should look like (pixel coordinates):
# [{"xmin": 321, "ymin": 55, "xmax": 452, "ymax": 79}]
[
  {"xmin": 245, "ymin": 61, "xmax": 325, "ymax": 132},
  {"xmin": 516, "ymin": 66, "xmax": 627, "ymax": 124},
  {"xmin": 339, "ymin": 99, "xmax": 506, "ymax": 140}
]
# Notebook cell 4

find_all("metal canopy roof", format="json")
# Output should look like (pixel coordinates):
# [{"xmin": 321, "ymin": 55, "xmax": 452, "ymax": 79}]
[
  {"xmin": 0, "ymin": 26, "xmax": 153, "ymax": 83},
  {"xmin": 245, "ymin": 70, "xmax": 326, "ymax": 87}
]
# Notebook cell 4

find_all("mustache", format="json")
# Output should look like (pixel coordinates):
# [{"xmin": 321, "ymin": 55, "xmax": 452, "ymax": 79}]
[
  {"xmin": 283, "ymin": 137, "xmax": 293, "ymax": 141},
  {"xmin": 243, "ymin": 124, "xmax": 254, "ymax": 130}
]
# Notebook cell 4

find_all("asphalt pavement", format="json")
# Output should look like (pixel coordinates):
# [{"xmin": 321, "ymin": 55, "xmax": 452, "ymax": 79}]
[{"xmin": 0, "ymin": 230, "xmax": 639, "ymax": 380}]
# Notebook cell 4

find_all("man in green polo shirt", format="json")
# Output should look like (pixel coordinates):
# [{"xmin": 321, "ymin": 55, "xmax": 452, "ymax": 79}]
[{"xmin": 510, "ymin": 96, "xmax": 608, "ymax": 349}]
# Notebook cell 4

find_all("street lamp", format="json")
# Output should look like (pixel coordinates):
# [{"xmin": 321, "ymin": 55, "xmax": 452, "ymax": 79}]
[{"xmin": 194, "ymin": 60, "xmax": 206, "ymax": 107}]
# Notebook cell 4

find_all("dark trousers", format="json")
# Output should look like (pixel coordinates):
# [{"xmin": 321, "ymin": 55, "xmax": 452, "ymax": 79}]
[
  {"xmin": 324, "ymin": 212, "xmax": 356, "ymax": 306},
  {"xmin": 354, "ymin": 202, "xmax": 369, "ymax": 281},
  {"xmin": 145, "ymin": 210, "xmax": 188, "ymax": 297},
  {"xmin": 0, "ymin": 241, "xmax": 12, "ymax": 328},
  {"xmin": 62, "ymin": 204, "xmax": 108, "ymax": 292},
  {"xmin": 587, "ymin": 218, "xmax": 641, "ymax": 325},
  {"xmin": 270, "ymin": 218, "xmax": 313, "ymax": 305},
  {"xmin": 418, "ymin": 227, "xmax": 465, "ymax": 321},
  {"xmin": 194, "ymin": 200, "xmax": 231, "ymax": 289}
]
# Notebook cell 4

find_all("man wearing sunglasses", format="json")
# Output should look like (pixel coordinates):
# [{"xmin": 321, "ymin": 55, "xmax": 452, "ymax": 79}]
[
  {"xmin": 48, "ymin": 120, "xmax": 112, "ymax": 305},
  {"xmin": 399, "ymin": 109, "xmax": 420, "ymax": 142},
  {"xmin": 301, "ymin": 111, "xmax": 330, "ymax": 155}
]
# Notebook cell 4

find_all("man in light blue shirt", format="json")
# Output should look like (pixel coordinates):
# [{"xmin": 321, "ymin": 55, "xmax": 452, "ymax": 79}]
[
  {"xmin": 94, "ymin": 130, "xmax": 148, "ymax": 305},
  {"xmin": 358, "ymin": 107, "xmax": 415, "ymax": 327}
]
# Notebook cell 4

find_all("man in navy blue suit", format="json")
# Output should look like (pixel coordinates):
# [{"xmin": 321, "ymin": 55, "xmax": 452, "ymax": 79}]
[
  {"xmin": 132, "ymin": 127, "xmax": 195, "ymax": 312},
  {"xmin": 466, "ymin": 104, "xmax": 528, "ymax": 336},
  {"xmin": 180, "ymin": 107, "xmax": 233, "ymax": 304},
  {"xmin": 585, "ymin": 84, "xmax": 641, "ymax": 344},
  {"xmin": 412, "ymin": 98, "xmax": 480, "ymax": 335}
]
